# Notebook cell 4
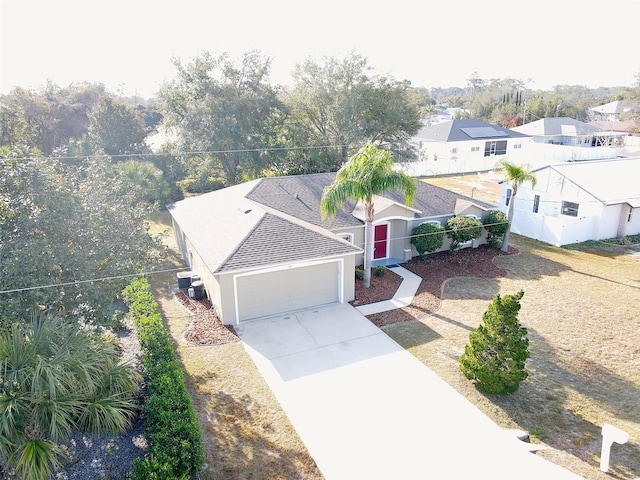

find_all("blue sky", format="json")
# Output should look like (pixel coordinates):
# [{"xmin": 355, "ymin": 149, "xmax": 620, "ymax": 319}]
[{"xmin": 2, "ymin": 0, "xmax": 639, "ymax": 98}]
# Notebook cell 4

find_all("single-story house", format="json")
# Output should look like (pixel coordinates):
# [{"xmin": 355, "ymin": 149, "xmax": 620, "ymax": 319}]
[
  {"xmin": 168, "ymin": 173, "xmax": 496, "ymax": 325},
  {"xmin": 588, "ymin": 100, "xmax": 631, "ymax": 122},
  {"xmin": 509, "ymin": 117, "xmax": 624, "ymax": 164},
  {"xmin": 401, "ymin": 119, "xmax": 531, "ymax": 176},
  {"xmin": 499, "ymin": 157, "xmax": 640, "ymax": 246}
]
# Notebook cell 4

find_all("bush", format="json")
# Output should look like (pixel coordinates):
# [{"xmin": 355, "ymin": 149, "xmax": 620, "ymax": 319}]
[
  {"xmin": 410, "ymin": 222, "xmax": 445, "ymax": 260},
  {"xmin": 446, "ymin": 215, "xmax": 484, "ymax": 254},
  {"xmin": 483, "ymin": 210, "xmax": 509, "ymax": 249},
  {"xmin": 374, "ymin": 265, "xmax": 386, "ymax": 277},
  {"xmin": 122, "ymin": 278, "xmax": 205, "ymax": 479},
  {"xmin": 355, "ymin": 268, "xmax": 364, "ymax": 280},
  {"xmin": 459, "ymin": 290, "xmax": 530, "ymax": 393}
]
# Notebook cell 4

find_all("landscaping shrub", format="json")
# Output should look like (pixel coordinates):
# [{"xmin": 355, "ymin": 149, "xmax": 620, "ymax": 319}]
[
  {"xmin": 355, "ymin": 268, "xmax": 365, "ymax": 280},
  {"xmin": 483, "ymin": 210, "xmax": 509, "ymax": 249},
  {"xmin": 459, "ymin": 290, "xmax": 530, "ymax": 394},
  {"xmin": 122, "ymin": 278, "xmax": 204, "ymax": 479},
  {"xmin": 374, "ymin": 265, "xmax": 386, "ymax": 277},
  {"xmin": 410, "ymin": 222, "xmax": 445, "ymax": 260},
  {"xmin": 446, "ymin": 215, "xmax": 483, "ymax": 254}
]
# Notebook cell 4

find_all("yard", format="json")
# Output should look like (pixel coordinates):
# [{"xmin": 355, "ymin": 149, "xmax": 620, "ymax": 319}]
[{"xmin": 147, "ymin": 205, "xmax": 640, "ymax": 480}]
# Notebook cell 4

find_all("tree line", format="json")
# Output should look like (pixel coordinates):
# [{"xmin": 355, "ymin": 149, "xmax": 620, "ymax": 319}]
[{"xmin": 3, "ymin": 51, "xmax": 637, "ymax": 196}]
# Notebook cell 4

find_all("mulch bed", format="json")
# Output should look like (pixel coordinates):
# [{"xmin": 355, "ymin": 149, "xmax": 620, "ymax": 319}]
[
  {"xmin": 363, "ymin": 245, "xmax": 517, "ymax": 328},
  {"xmin": 174, "ymin": 292, "xmax": 239, "ymax": 345},
  {"xmin": 174, "ymin": 245, "xmax": 516, "ymax": 343}
]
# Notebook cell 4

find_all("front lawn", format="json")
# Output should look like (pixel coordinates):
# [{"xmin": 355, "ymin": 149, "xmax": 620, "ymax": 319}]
[{"xmin": 384, "ymin": 235, "xmax": 640, "ymax": 480}]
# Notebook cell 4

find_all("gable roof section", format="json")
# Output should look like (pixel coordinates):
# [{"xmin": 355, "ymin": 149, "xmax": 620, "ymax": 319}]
[
  {"xmin": 168, "ymin": 180, "xmax": 265, "ymax": 274},
  {"xmin": 385, "ymin": 180, "xmax": 495, "ymax": 217},
  {"xmin": 414, "ymin": 119, "xmax": 529, "ymax": 143},
  {"xmin": 512, "ymin": 117, "xmax": 600, "ymax": 136},
  {"xmin": 217, "ymin": 213, "xmax": 359, "ymax": 273},
  {"xmin": 543, "ymin": 158, "xmax": 640, "ymax": 207},
  {"xmin": 246, "ymin": 172, "xmax": 360, "ymax": 229}
]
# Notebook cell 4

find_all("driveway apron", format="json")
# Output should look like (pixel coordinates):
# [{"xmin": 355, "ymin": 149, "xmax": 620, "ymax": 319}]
[{"xmin": 235, "ymin": 303, "xmax": 583, "ymax": 480}]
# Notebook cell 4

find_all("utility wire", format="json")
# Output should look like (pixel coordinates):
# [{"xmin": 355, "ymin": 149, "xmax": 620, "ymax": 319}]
[
  {"xmin": 0, "ymin": 220, "xmax": 511, "ymax": 295},
  {"xmin": 1, "ymin": 143, "xmax": 352, "ymax": 163}
]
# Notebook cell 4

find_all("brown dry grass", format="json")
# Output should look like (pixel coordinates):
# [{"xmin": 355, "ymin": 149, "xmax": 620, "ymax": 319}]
[
  {"xmin": 146, "ymin": 211, "xmax": 322, "ymax": 480},
  {"xmin": 384, "ymin": 235, "xmax": 640, "ymax": 480}
]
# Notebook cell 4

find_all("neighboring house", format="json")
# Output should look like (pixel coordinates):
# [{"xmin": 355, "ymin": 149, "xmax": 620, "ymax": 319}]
[
  {"xmin": 499, "ymin": 157, "xmax": 640, "ymax": 246},
  {"xmin": 168, "ymin": 173, "xmax": 496, "ymax": 325},
  {"xmin": 401, "ymin": 119, "xmax": 530, "ymax": 176},
  {"xmin": 588, "ymin": 100, "xmax": 630, "ymax": 122},
  {"xmin": 424, "ymin": 107, "xmax": 469, "ymax": 126},
  {"xmin": 510, "ymin": 117, "xmax": 625, "ymax": 164}
]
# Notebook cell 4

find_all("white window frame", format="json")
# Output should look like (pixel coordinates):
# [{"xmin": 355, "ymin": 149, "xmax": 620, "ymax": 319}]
[{"xmin": 337, "ymin": 232, "xmax": 355, "ymax": 243}]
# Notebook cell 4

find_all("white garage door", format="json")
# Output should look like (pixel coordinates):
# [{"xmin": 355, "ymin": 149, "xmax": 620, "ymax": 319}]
[{"xmin": 236, "ymin": 261, "xmax": 340, "ymax": 322}]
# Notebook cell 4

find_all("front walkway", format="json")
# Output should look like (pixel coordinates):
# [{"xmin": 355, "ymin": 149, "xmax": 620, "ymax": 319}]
[
  {"xmin": 355, "ymin": 265, "xmax": 422, "ymax": 316},
  {"xmin": 235, "ymin": 303, "xmax": 583, "ymax": 479}
]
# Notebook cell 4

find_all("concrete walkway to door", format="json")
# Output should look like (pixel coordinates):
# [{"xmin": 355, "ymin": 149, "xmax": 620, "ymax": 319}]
[{"xmin": 235, "ymin": 303, "xmax": 583, "ymax": 480}]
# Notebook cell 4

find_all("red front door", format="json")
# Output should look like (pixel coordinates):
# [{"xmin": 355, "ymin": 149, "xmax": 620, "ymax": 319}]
[{"xmin": 373, "ymin": 224, "xmax": 388, "ymax": 259}]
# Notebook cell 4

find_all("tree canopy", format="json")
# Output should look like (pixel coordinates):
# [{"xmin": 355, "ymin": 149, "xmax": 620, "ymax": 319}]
[
  {"xmin": 0, "ymin": 146, "xmax": 164, "ymax": 329},
  {"xmin": 158, "ymin": 50, "xmax": 286, "ymax": 185}
]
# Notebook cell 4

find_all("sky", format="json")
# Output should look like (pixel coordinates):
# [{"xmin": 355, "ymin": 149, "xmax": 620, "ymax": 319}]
[{"xmin": 2, "ymin": 0, "xmax": 640, "ymax": 99}]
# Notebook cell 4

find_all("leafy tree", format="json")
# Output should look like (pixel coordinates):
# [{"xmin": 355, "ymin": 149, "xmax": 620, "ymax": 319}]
[
  {"xmin": 321, "ymin": 144, "xmax": 415, "ymax": 288},
  {"xmin": 459, "ymin": 290, "xmax": 530, "ymax": 393},
  {"xmin": 285, "ymin": 52, "xmax": 423, "ymax": 172},
  {"xmin": 482, "ymin": 210, "xmax": 509, "ymax": 248},
  {"xmin": 0, "ymin": 312, "xmax": 140, "ymax": 480},
  {"xmin": 0, "ymin": 146, "xmax": 163, "ymax": 329},
  {"xmin": 88, "ymin": 95, "xmax": 149, "ymax": 156},
  {"xmin": 498, "ymin": 160, "xmax": 537, "ymax": 252},
  {"xmin": 158, "ymin": 50, "xmax": 285, "ymax": 185},
  {"xmin": 445, "ymin": 215, "xmax": 483, "ymax": 254},
  {"xmin": 410, "ymin": 222, "xmax": 445, "ymax": 260},
  {"xmin": 0, "ymin": 82, "xmax": 105, "ymax": 154}
]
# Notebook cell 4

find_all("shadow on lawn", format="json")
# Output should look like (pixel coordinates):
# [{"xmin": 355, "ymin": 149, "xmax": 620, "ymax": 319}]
[
  {"xmin": 480, "ymin": 328, "xmax": 640, "ymax": 479},
  {"xmin": 187, "ymin": 378, "xmax": 322, "ymax": 480}
]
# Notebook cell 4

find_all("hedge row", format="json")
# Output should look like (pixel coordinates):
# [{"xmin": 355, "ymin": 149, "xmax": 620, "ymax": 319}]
[{"xmin": 122, "ymin": 277, "xmax": 205, "ymax": 480}]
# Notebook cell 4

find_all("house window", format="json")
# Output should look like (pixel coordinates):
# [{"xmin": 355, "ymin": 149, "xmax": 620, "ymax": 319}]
[
  {"xmin": 337, "ymin": 233, "xmax": 354, "ymax": 243},
  {"xmin": 471, "ymin": 146, "xmax": 480, "ymax": 152},
  {"xmin": 561, "ymin": 201, "xmax": 579, "ymax": 217},
  {"xmin": 450, "ymin": 147, "xmax": 458, "ymax": 154},
  {"xmin": 505, "ymin": 189, "xmax": 512, "ymax": 206},
  {"xmin": 513, "ymin": 143, "xmax": 522, "ymax": 149},
  {"xmin": 421, "ymin": 220, "xmax": 441, "ymax": 226},
  {"xmin": 533, "ymin": 194, "xmax": 540, "ymax": 213},
  {"xmin": 484, "ymin": 140, "xmax": 507, "ymax": 157}
]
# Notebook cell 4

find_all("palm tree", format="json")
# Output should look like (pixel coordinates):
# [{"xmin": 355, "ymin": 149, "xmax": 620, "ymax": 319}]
[
  {"xmin": 499, "ymin": 160, "xmax": 537, "ymax": 252},
  {"xmin": 0, "ymin": 313, "xmax": 140, "ymax": 480},
  {"xmin": 321, "ymin": 144, "xmax": 416, "ymax": 288}
]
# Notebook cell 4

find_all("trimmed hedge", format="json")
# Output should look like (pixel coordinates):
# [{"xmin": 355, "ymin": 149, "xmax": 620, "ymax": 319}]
[{"xmin": 122, "ymin": 277, "xmax": 204, "ymax": 480}]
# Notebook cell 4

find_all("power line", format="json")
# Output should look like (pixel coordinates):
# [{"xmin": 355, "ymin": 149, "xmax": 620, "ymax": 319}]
[
  {"xmin": 0, "ymin": 220, "xmax": 510, "ymax": 295},
  {"xmin": 1, "ymin": 143, "xmax": 353, "ymax": 163}
]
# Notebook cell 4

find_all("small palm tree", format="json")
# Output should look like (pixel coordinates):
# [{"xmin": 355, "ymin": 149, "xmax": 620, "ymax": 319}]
[
  {"xmin": 321, "ymin": 144, "xmax": 416, "ymax": 288},
  {"xmin": 499, "ymin": 160, "xmax": 537, "ymax": 252},
  {"xmin": 0, "ymin": 313, "xmax": 140, "ymax": 480}
]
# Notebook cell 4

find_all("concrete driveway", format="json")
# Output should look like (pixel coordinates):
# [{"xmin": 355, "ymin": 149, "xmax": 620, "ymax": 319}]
[{"xmin": 235, "ymin": 303, "xmax": 583, "ymax": 480}]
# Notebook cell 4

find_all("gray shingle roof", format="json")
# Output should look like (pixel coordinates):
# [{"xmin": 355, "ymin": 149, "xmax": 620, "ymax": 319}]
[
  {"xmin": 511, "ymin": 117, "xmax": 600, "ymax": 136},
  {"xmin": 415, "ymin": 119, "xmax": 529, "ymax": 142},
  {"xmin": 246, "ymin": 172, "xmax": 360, "ymax": 229},
  {"xmin": 168, "ymin": 172, "xmax": 496, "ymax": 275},
  {"xmin": 217, "ymin": 213, "xmax": 359, "ymax": 273}
]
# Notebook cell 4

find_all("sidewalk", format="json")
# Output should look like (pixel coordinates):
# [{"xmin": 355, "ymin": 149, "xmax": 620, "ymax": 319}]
[{"xmin": 355, "ymin": 265, "xmax": 422, "ymax": 316}]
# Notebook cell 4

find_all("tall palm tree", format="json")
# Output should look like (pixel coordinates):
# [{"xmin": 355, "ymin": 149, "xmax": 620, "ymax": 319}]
[
  {"xmin": 321, "ymin": 144, "xmax": 416, "ymax": 288},
  {"xmin": 499, "ymin": 160, "xmax": 537, "ymax": 252},
  {"xmin": 0, "ymin": 313, "xmax": 140, "ymax": 480}
]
